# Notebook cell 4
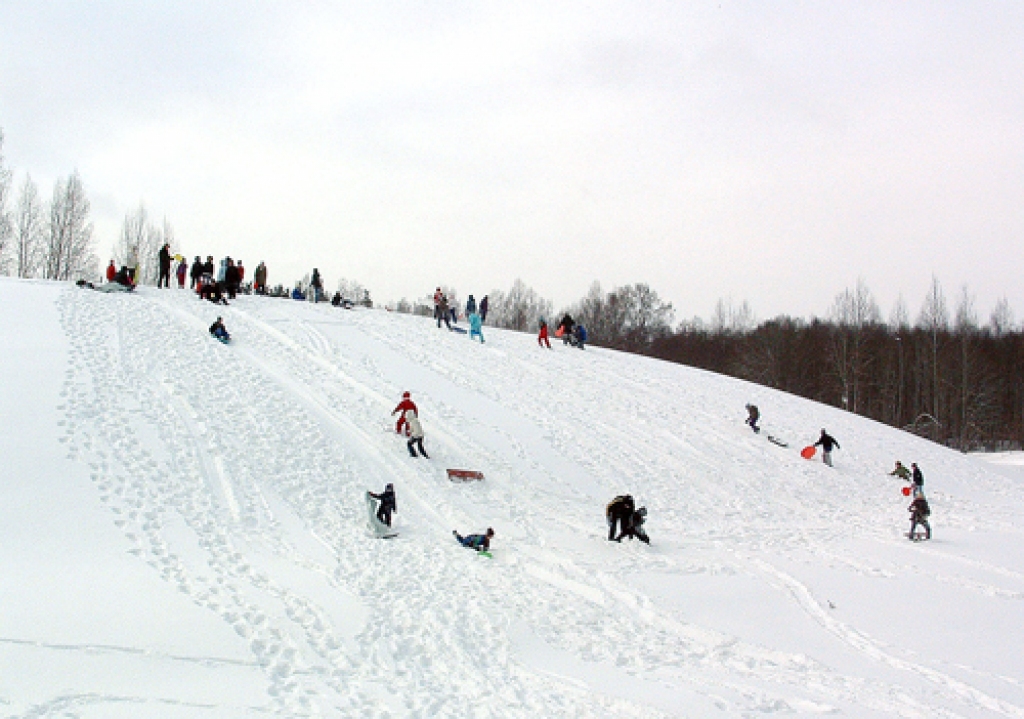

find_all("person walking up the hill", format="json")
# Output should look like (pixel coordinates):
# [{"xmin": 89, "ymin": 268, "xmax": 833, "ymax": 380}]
[
  {"xmin": 368, "ymin": 483, "xmax": 397, "ymax": 527},
  {"xmin": 908, "ymin": 491, "xmax": 931, "ymax": 540},
  {"xmin": 538, "ymin": 319, "xmax": 551, "ymax": 348},
  {"xmin": 158, "ymin": 243, "xmax": 172, "ymax": 288},
  {"xmin": 814, "ymin": 429, "xmax": 841, "ymax": 467},
  {"xmin": 392, "ymin": 392, "xmax": 417, "ymax": 435},
  {"xmin": 606, "ymin": 495, "xmax": 634, "ymax": 541},
  {"xmin": 453, "ymin": 528, "xmax": 494, "ymax": 552},
  {"xmin": 405, "ymin": 409, "xmax": 429, "ymax": 458}
]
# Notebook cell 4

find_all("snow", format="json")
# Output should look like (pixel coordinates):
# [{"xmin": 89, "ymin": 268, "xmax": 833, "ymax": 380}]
[{"xmin": 1, "ymin": 276, "xmax": 1023, "ymax": 718}]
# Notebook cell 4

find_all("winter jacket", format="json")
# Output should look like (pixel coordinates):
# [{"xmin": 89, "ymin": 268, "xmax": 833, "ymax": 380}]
[
  {"xmin": 369, "ymin": 486, "xmax": 397, "ymax": 513},
  {"xmin": 479, "ymin": 296, "xmax": 489, "ymax": 319},
  {"xmin": 912, "ymin": 466, "xmax": 924, "ymax": 486},
  {"xmin": 159, "ymin": 245, "xmax": 172, "ymax": 270},
  {"xmin": 106, "ymin": 263, "xmax": 117, "ymax": 282},
  {"xmin": 469, "ymin": 313, "xmax": 482, "ymax": 332},
  {"xmin": 890, "ymin": 463, "xmax": 911, "ymax": 480},
  {"xmin": 814, "ymin": 432, "xmax": 840, "ymax": 452},
  {"xmin": 392, "ymin": 398, "xmax": 418, "ymax": 417},
  {"xmin": 909, "ymin": 497, "xmax": 930, "ymax": 520},
  {"xmin": 466, "ymin": 296, "xmax": 477, "ymax": 315},
  {"xmin": 606, "ymin": 495, "xmax": 634, "ymax": 520}
]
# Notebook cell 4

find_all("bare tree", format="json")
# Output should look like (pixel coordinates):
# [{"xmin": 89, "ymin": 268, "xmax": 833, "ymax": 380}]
[
  {"xmin": 828, "ymin": 279, "xmax": 880, "ymax": 412},
  {"xmin": 13, "ymin": 174, "xmax": 44, "ymax": 278},
  {"xmin": 990, "ymin": 297, "xmax": 1016, "ymax": 337},
  {"xmin": 916, "ymin": 275, "xmax": 949, "ymax": 428},
  {"xmin": 114, "ymin": 204, "xmax": 174, "ymax": 285},
  {"xmin": 711, "ymin": 297, "xmax": 756, "ymax": 334},
  {"xmin": 43, "ymin": 171, "xmax": 96, "ymax": 281},
  {"xmin": 488, "ymin": 279, "xmax": 552, "ymax": 332},
  {"xmin": 0, "ymin": 129, "xmax": 12, "ymax": 273}
]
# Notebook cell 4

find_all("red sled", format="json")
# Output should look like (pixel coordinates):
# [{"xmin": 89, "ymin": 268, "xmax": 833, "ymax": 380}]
[{"xmin": 447, "ymin": 469, "xmax": 484, "ymax": 481}]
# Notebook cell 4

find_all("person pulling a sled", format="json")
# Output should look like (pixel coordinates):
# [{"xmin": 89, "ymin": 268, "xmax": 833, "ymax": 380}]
[
  {"xmin": 453, "ymin": 527, "xmax": 494, "ymax": 552},
  {"xmin": 745, "ymin": 404, "xmax": 760, "ymax": 433},
  {"xmin": 814, "ymin": 429, "xmax": 840, "ymax": 467},
  {"xmin": 405, "ymin": 409, "xmax": 429, "ymax": 458},
  {"xmin": 606, "ymin": 495, "xmax": 634, "ymax": 541},
  {"xmin": 392, "ymin": 392, "xmax": 417, "ymax": 435},
  {"xmin": 209, "ymin": 316, "xmax": 230, "ymax": 341},
  {"xmin": 616, "ymin": 506, "xmax": 650, "ymax": 544},
  {"xmin": 908, "ymin": 491, "xmax": 931, "ymax": 540},
  {"xmin": 368, "ymin": 483, "xmax": 397, "ymax": 527}
]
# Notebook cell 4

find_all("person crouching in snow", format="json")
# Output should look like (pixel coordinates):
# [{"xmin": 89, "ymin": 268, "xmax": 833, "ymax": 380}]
[
  {"xmin": 368, "ymin": 483, "xmax": 397, "ymax": 527},
  {"xmin": 890, "ymin": 460, "xmax": 911, "ymax": 481},
  {"xmin": 617, "ymin": 506, "xmax": 650, "ymax": 544},
  {"xmin": 469, "ymin": 312, "xmax": 484, "ymax": 343},
  {"xmin": 606, "ymin": 495, "xmax": 634, "ymax": 541},
  {"xmin": 453, "ymin": 527, "xmax": 494, "ymax": 552},
  {"xmin": 908, "ymin": 491, "xmax": 931, "ymax": 540},
  {"xmin": 405, "ymin": 409, "xmax": 429, "ymax": 458},
  {"xmin": 209, "ymin": 317, "xmax": 230, "ymax": 341},
  {"xmin": 392, "ymin": 391, "xmax": 417, "ymax": 435}
]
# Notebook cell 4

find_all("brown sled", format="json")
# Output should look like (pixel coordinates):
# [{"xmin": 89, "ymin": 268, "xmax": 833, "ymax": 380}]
[{"xmin": 447, "ymin": 469, "xmax": 484, "ymax": 482}]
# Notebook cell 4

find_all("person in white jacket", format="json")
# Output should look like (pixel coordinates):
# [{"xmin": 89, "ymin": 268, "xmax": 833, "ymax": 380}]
[{"xmin": 405, "ymin": 409, "xmax": 429, "ymax": 458}]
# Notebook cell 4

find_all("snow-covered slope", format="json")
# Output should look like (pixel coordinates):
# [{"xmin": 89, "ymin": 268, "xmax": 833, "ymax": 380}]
[{"xmin": 2, "ymin": 277, "xmax": 1023, "ymax": 718}]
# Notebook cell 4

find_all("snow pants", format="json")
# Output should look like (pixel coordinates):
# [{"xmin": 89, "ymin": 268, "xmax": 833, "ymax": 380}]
[
  {"xmin": 470, "ymin": 328, "xmax": 484, "ymax": 343},
  {"xmin": 408, "ymin": 437, "xmax": 429, "ymax": 458},
  {"xmin": 377, "ymin": 505, "xmax": 393, "ymax": 527},
  {"xmin": 158, "ymin": 267, "xmax": 171, "ymax": 288},
  {"xmin": 910, "ymin": 517, "xmax": 931, "ymax": 539}
]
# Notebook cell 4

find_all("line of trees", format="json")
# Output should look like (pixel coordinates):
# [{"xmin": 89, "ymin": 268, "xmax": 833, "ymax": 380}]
[
  {"xmin": 0, "ymin": 129, "xmax": 98, "ymax": 281},
  {"xmin": 459, "ymin": 276, "xmax": 1022, "ymax": 450}
]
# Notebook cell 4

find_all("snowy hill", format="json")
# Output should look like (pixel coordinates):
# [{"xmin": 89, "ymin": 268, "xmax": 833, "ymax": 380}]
[{"xmin": 2, "ymin": 277, "xmax": 1023, "ymax": 718}]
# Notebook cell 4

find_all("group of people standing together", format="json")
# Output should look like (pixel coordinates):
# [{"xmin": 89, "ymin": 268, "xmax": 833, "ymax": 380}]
[
  {"xmin": 538, "ymin": 314, "xmax": 587, "ymax": 350},
  {"xmin": 433, "ymin": 288, "xmax": 487, "ymax": 343}
]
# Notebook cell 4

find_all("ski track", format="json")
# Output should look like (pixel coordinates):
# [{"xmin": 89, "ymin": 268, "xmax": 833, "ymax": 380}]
[{"xmin": 22, "ymin": 284, "xmax": 1024, "ymax": 718}]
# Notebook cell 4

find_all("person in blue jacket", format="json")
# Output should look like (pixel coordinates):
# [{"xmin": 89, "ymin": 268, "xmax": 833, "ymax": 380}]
[
  {"xmin": 572, "ymin": 324, "xmax": 587, "ymax": 349},
  {"xmin": 469, "ymin": 312, "xmax": 484, "ymax": 343},
  {"xmin": 453, "ymin": 528, "xmax": 494, "ymax": 552}
]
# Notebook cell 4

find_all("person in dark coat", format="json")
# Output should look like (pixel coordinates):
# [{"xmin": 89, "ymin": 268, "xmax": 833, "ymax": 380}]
[
  {"xmin": 911, "ymin": 463, "xmax": 924, "ymax": 489},
  {"xmin": 908, "ymin": 492, "xmax": 931, "ymax": 540},
  {"xmin": 209, "ymin": 316, "xmax": 230, "ymax": 341},
  {"xmin": 745, "ymin": 404, "xmax": 760, "ymax": 433},
  {"xmin": 466, "ymin": 295, "xmax": 477, "ymax": 317},
  {"xmin": 479, "ymin": 295, "xmax": 489, "ymax": 323},
  {"xmin": 225, "ymin": 258, "xmax": 240, "ymax": 299},
  {"xmin": 368, "ymin": 483, "xmax": 397, "ymax": 527},
  {"xmin": 158, "ymin": 243, "xmax": 172, "ymax": 288},
  {"xmin": 453, "ymin": 528, "xmax": 494, "ymax": 552},
  {"xmin": 113, "ymin": 266, "xmax": 134, "ymax": 289},
  {"xmin": 558, "ymin": 314, "xmax": 575, "ymax": 344},
  {"xmin": 437, "ymin": 296, "xmax": 451, "ymax": 330},
  {"xmin": 606, "ymin": 495, "xmax": 634, "ymax": 541},
  {"xmin": 189, "ymin": 256, "xmax": 203, "ymax": 289},
  {"xmin": 310, "ymin": 268, "xmax": 323, "ymax": 302},
  {"xmin": 616, "ymin": 506, "xmax": 650, "ymax": 544},
  {"xmin": 814, "ymin": 429, "xmax": 841, "ymax": 467}
]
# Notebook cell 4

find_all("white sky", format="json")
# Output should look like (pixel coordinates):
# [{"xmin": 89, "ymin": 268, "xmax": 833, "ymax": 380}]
[{"xmin": 2, "ymin": 1, "xmax": 1022, "ymax": 322}]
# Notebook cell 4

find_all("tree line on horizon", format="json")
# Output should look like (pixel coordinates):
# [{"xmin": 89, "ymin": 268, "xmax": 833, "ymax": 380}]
[{"xmin": 470, "ymin": 276, "xmax": 1023, "ymax": 451}]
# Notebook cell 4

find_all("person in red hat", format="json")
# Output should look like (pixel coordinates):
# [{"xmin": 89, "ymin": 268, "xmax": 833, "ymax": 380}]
[{"xmin": 392, "ymin": 392, "xmax": 418, "ymax": 435}]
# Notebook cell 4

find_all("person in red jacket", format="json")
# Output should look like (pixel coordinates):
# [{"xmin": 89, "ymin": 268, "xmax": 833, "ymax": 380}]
[
  {"xmin": 106, "ymin": 260, "xmax": 117, "ymax": 282},
  {"xmin": 538, "ymin": 319, "xmax": 551, "ymax": 348},
  {"xmin": 392, "ymin": 392, "xmax": 418, "ymax": 435}
]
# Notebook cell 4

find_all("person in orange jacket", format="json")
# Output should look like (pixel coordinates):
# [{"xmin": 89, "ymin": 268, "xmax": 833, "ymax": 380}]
[{"xmin": 392, "ymin": 392, "xmax": 418, "ymax": 435}]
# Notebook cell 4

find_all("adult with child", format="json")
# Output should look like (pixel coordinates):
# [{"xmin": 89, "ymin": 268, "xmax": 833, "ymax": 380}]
[
  {"xmin": 405, "ymin": 409, "xmax": 429, "ymax": 458},
  {"xmin": 908, "ymin": 491, "xmax": 931, "ymax": 540},
  {"xmin": 392, "ymin": 392, "xmax": 418, "ymax": 435}
]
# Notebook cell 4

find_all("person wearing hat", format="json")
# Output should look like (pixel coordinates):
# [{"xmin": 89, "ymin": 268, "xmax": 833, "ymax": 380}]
[
  {"xmin": 392, "ymin": 391, "xmax": 418, "ymax": 435},
  {"xmin": 453, "ymin": 527, "xmax": 494, "ymax": 552},
  {"xmin": 368, "ymin": 483, "xmax": 397, "ymax": 527},
  {"xmin": 813, "ymin": 429, "xmax": 841, "ymax": 467}
]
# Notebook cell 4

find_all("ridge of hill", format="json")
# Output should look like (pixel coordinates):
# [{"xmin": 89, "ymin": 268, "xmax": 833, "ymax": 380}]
[{"xmin": 1, "ymin": 277, "xmax": 1023, "ymax": 718}]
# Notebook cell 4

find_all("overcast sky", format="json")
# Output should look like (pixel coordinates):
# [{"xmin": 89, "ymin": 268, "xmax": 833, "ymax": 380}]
[{"xmin": 2, "ymin": 1, "xmax": 1022, "ymax": 323}]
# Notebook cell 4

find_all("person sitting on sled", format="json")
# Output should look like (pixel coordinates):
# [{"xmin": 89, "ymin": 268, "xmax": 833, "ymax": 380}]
[
  {"xmin": 392, "ymin": 392, "xmax": 417, "ymax": 435},
  {"xmin": 209, "ymin": 317, "xmax": 230, "ymax": 341},
  {"xmin": 616, "ymin": 506, "xmax": 650, "ymax": 544},
  {"xmin": 368, "ymin": 483, "xmax": 397, "ymax": 527},
  {"xmin": 453, "ymin": 527, "xmax": 494, "ymax": 552},
  {"xmin": 908, "ymin": 492, "xmax": 931, "ymax": 540}
]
